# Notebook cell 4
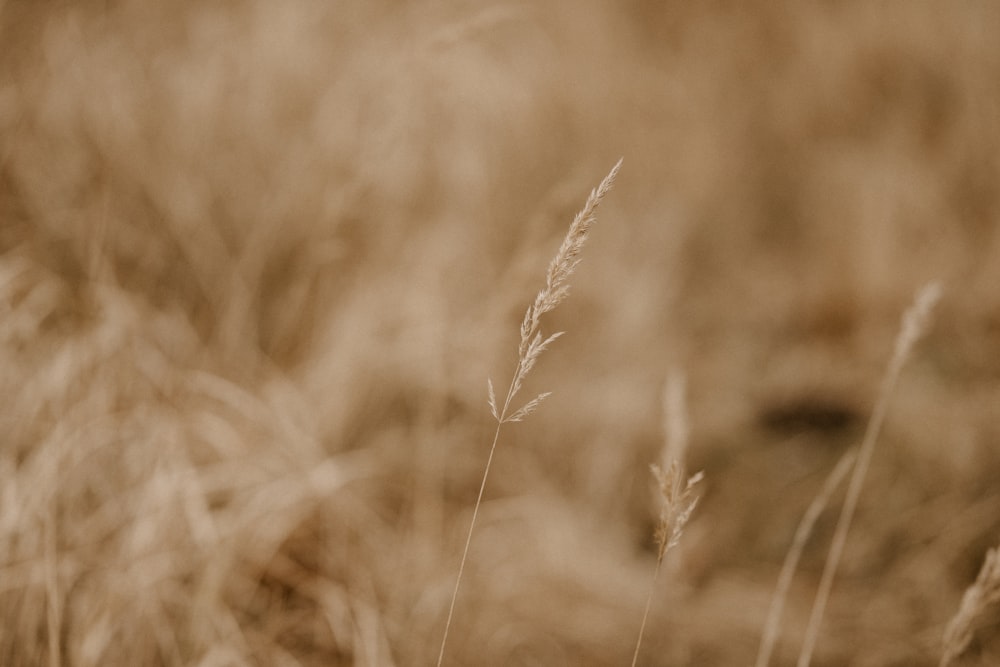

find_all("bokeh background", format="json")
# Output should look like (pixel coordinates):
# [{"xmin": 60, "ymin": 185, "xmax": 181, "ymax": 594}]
[{"xmin": 2, "ymin": 1, "xmax": 1000, "ymax": 665}]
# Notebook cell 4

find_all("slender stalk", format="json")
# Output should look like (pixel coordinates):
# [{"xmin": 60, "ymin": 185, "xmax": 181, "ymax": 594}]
[
  {"xmin": 630, "ymin": 375, "xmax": 702, "ymax": 667},
  {"xmin": 797, "ymin": 283, "xmax": 940, "ymax": 667},
  {"xmin": 437, "ymin": 365, "xmax": 522, "ymax": 667},
  {"xmin": 631, "ymin": 558, "xmax": 664, "ymax": 667},
  {"xmin": 755, "ymin": 449, "xmax": 856, "ymax": 667},
  {"xmin": 436, "ymin": 160, "xmax": 621, "ymax": 666},
  {"xmin": 436, "ymin": 420, "xmax": 504, "ymax": 667}
]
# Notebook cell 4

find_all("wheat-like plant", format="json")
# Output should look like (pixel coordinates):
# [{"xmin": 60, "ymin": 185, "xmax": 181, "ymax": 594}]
[
  {"xmin": 940, "ymin": 543, "xmax": 1000, "ymax": 666},
  {"xmin": 797, "ymin": 282, "xmax": 941, "ymax": 667},
  {"xmin": 631, "ymin": 373, "xmax": 703, "ymax": 667},
  {"xmin": 435, "ymin": 159, "xmax": 622, "ymax": 667}
]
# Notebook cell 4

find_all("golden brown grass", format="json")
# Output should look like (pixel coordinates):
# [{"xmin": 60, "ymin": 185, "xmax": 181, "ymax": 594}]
[
  {"xmin": 755, "ymin": 449, "xmax": 856, "ymax": 667},
  {"xmin": 437, "ymin": 159, "xmax": 621, "ymax": 666},
  {"xmin": 2, "ymin": 2, "xmax": 1000, "ymax": 666},
  {"xmin": 941, "ymin": 544, "xmax": 1000, "ymax": 666},
  {"xmin": 749, "ymin": 283, "xmax": 941, "ymax": 667},
  {"xmin": 631, "ymin": 376, "xmax": 702, "ymax": 667},
  {"xmin": 797, "ymin": 283, "xmax": 941, "ymax": 666}
]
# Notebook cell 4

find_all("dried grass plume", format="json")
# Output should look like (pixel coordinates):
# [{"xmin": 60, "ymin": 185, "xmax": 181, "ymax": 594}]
[
  {"xmin": 631, "ymin": 373, "xmax": 703, "ymax": 667},
  {"xmin": 437, "ymin": 158, "xmax": 622, "ymax": 667},
  {"xmin": 941, "ymin": 544, "xmax": 1000, "ymax": 666}
]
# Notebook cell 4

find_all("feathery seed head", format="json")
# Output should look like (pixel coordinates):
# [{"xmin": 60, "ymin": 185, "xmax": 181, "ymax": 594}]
[{"xmin": 651, "ymin": 461, "xmax": 703, "ymax": 563}]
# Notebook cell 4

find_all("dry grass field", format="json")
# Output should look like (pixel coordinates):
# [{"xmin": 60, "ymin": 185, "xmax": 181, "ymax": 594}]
[{"xmin": 2, "ymin": 1, "xmax": 1000, "ymax": 665}]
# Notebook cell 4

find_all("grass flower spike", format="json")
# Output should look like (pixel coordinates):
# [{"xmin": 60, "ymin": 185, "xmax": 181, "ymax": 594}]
[
  {"xmin": 437, "ymin": 159, "xmax": 622, "ymax": 666},
  {"xmin": 631, "ymin": 374, "xmax": 703, "ymax": 667}
]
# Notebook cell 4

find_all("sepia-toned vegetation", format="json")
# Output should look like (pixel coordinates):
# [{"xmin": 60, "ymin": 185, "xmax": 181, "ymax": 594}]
[{"xmin": 2, "ymin": 1, "xmax": 1000, "ymax": 665}]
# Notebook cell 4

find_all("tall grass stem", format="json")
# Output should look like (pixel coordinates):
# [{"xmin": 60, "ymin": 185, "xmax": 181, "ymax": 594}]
[
  {"xmin": 797, "ymin": 283, "xmax": 941, "ymax": 667},
  {"xmin": 435, "ymin": 160, "xmax": 621, "ymax": 666}
]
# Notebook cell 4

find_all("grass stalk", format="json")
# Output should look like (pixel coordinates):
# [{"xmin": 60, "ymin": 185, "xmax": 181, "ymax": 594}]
[
  {"xmin": 436, "ymin": 159, "xmax": 622, "ymax": 667},
  {"xmin": 631, "ymin": 374, "xmax": 702, "ymax": 667},
  {"xmin": 796, "ymin": 282, "xmax": 941, "ymax": 667},
  {"xmin": 630, "ymin": 557, "xmax": 664, "ymax": 667},
  {"xmin": 755, "ymin": 449, "xmax": 856, "ymax": 667}
]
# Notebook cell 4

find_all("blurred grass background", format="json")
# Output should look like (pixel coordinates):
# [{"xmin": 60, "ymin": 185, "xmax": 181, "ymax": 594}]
[{"xmin": 2, "ymin": 1, "xmax": 1000, "ymax": 665}]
